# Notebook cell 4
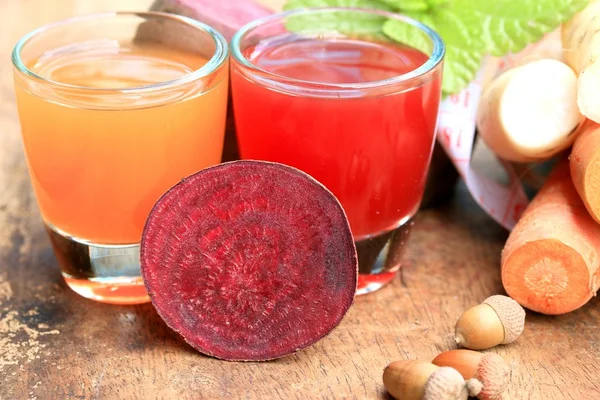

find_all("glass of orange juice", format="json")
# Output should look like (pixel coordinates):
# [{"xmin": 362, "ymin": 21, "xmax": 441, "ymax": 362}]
[{"xmin": 12, "ymin": 12, "xmax": 229, "ymax": 304}]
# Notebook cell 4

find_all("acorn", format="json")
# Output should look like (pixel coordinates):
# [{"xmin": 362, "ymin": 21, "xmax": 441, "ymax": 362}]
[
  {"xmin": 432, "ymin": 349, "xmax": 511, "ymax": 400},
  {"xmin": 382, "ymin": 360, "xmax": 469, "ymax": 400},
  {"xmin": 455, "ymin": 295, "xmax": 526, "ymax": 350}
]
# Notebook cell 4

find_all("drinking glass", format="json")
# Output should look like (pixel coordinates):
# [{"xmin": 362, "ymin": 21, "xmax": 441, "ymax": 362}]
[
  {"xmin": 12, "ymin": 12, "xmax": 229, "ymax": 304},
  {"xmin": 230, "ymin": 7, "xmax": 444, "ymax": 294}
]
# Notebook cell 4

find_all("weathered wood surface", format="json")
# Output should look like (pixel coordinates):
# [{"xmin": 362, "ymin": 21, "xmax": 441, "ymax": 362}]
[{"xmin": 1, "ymin": 1, "xmax": 599, "ymax": 399}]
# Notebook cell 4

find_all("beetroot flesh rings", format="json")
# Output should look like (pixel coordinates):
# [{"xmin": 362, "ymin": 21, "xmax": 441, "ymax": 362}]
[{"xmin": 140, "ymin": 160, "xmax": 358, "ymax": 361}]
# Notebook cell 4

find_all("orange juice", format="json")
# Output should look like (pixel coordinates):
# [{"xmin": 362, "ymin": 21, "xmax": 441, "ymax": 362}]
[{"xmin": 15, "ymin": 42, "xmax": 229, "ymax": 244}]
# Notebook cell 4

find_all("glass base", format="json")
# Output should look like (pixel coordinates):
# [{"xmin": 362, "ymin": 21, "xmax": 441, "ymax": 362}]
[
  {"xmin": 46, "ymin": 225, "xmax": 150, "ymax": 305},
  {"xmin": 357, "ymin": 271, "xmax": 398, "ymax": 295},
  {"xmin": 45, "ymin": 215, "xmax": 415, "ymax": 301},
  {"xmin": 355, "ymin": 217, "xmax": 415, "ymax": 295},
  {"xmin": 63, "ymin": 275, "xmax": 149, "ymax": 305}
]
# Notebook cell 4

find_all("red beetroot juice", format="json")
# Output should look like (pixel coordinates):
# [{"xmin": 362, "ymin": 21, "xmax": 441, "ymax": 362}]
[{"xmin": 231, "ymin": 32, "xmax": 443, "ymax": 293}]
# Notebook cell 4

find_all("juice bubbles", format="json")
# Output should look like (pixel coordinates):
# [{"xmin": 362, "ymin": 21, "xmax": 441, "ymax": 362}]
[
  {"xmin": 15, "ymin": 42, "xmax": 228, "ymax": 244},
  {"xmin": 232, "ymin": 38, "xmax": 440, "ymax": 239}
]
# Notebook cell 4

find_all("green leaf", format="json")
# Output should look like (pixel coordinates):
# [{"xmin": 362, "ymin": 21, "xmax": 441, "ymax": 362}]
[
  {"xmin": 448, "ymin": 0, "xmax": 589, "ymax": 56},
  {"xmin": 378, "ymin": 0, "xmax": 428, "ymax": 11},
  {"xmin": 383, "ymin": 10, "xmax": 484, "ymax": 94},
  {"xmin": 384, "ymin": 0, "xmax": 588, "ymax": 94},
  {"xmin": 284, "ymin": 0, "xmax": 589, "ymax": 95},
  {"xmin": 381, "ymin": 15, "xmax": 433, "ymax": 55},
  {"xmin": 427, "ymin": 0, "xmax": 449, "ymax": 6},
  {"xmin": 284, "ymin": 0, "xmax": 393, "ymax": 37},
  {"xmin": 440, "ymin": 46, "xmax": 482, "ymax": 94}
]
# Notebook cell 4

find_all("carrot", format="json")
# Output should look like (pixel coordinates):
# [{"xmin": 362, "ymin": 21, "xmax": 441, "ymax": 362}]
[
  {"xmin": 570, "ymin": 121, "xmax": 600, "ymax": 224},
  {"xmin": 501, "ymin": 160, "xmax": 600, "ymax": 315}
]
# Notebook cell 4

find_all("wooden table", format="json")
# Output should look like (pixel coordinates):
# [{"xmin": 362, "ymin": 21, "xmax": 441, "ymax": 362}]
[{"xmin": 1, "ymin": 1, "xmax": 600, "ymax": 399}]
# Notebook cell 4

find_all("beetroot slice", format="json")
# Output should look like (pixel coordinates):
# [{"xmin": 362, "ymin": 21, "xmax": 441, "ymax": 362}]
[{"xmin": 140, "ymin": 160, "xmax": 358, "ymax": 361}]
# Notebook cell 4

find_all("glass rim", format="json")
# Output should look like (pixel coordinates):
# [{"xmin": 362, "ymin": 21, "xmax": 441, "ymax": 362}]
[
  {"xmin": 231, "ymin": 7, "xmax": 445, "ymax": 91},
  {"xmin": 11, "ymin": 11, "xmax": 229, "ymax": 94}
]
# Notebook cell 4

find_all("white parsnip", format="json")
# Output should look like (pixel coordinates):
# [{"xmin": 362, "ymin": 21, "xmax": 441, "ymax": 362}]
[
  {"xmin": 562, "ymin": 0, "xmax": 600, "ymax": 123},
  {"xmin": 476, "ymin": 59, "xmax": 583, "ymax": 163}
]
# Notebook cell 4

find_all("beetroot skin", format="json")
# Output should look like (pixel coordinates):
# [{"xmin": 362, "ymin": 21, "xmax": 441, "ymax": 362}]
[{"xmin": 140, "ymin": 160, "xmax": 358, "ymax": 361}]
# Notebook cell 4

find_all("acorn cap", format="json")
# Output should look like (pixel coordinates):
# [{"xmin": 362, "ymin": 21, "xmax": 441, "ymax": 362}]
[
  {"xmin": 483, "ymin": 295, "xmax": 526, "ymax": 344},
  {"xmin": 466, "ymin": 379, "xmax": 484, "ymax": 397},
  {"xmin": 424, "ymin": 367, "xmax": 469, "ymax": 400},
  {"xmin": 474, "ymin": 353, "xmax": 511, "ymax": 400}
]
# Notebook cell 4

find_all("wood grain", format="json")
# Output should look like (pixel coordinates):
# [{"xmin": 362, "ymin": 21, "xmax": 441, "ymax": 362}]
[{"xmin": 1, "ymin": 1, "xmax": 600, "ymax": 399}]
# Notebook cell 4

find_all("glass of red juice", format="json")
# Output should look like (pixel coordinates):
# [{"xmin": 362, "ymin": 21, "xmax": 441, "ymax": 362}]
[{"xmin": 230, "ymin": 8, "xmax": 444, "ymax": 295}]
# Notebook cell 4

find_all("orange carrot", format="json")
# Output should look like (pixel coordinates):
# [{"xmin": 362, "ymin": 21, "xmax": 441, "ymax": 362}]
[
  {"xmin": 501, "ymin": 161, "xmax": 600, "ymax": 315},
  {"xmin": 570, "ymin": 121, "xmax": 600, "ymax": 224}
]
